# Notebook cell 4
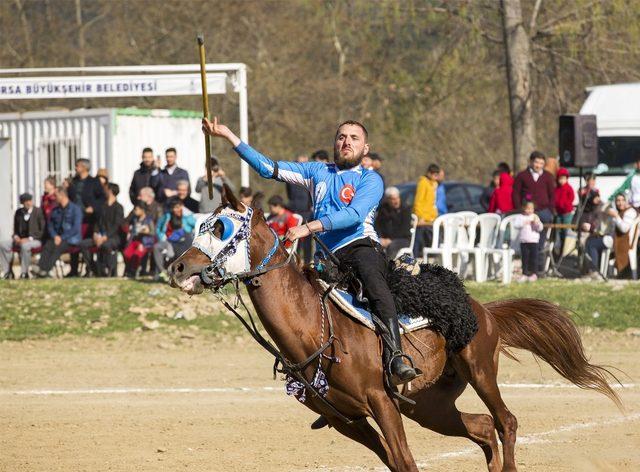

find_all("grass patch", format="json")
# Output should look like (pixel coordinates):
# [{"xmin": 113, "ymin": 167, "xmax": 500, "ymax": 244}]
[{"xmin": 1, "ymin": 279, "xmax": 638, "ymax": 341}]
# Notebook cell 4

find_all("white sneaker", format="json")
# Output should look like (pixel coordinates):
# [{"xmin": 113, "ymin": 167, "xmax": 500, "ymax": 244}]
[
  {"xmin": 528, "ymin": 274, "xmax": 538, "ymax": 282},
  {"xmin": 517, "ymin": 275, "xmax": 528, "ymax": 283}
]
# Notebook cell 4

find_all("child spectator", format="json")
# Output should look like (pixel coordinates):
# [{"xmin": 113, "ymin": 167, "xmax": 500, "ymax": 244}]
[
  {"xmin": 266, "ymin": 195, "xmax": 299, "ymax": 247},
  {"xmin": 123, "ymin": 202, "xmax": 156, "ymax": 277},
  {"xmin": 554, "ymin": 167, "xmax": 575, "ymax": 251},
  {"xmin": 514, "ymin": 200, "xmax": 544, "ymax": 282},
  {"xmin": 488, "ymin": 172, "xmax": 515, "ymax": 215}
]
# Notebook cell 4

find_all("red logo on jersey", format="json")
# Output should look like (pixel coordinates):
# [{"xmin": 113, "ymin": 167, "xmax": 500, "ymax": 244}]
[{"xmin": 339, "ymin": 184, "xmax": 355, "ymax": 204}]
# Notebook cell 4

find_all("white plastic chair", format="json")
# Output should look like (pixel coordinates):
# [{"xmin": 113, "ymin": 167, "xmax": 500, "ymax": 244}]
[
  {"xmin": 601, "ymin": 217, "xmax": 640, "ymax": 279},
  {"xmin": 484, "ymin": 214, "xmax": 519, "ymax": 284},
  {"xmin": 460, "ymin": 213, "xmax": 502, "ymax": 282},
  {"xmin": 423, "ymin": 214, "xmax": 465, "ymax": 270},
  {"xmin": 451, "ymin": 211, "xmax": 478, "ymax": 277},
  {"xmin": 395, "ymin": 214, "xmax": 419, "ymax": 260}
]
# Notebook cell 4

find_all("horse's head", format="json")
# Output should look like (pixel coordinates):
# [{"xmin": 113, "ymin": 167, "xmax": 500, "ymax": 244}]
[{"xmin": 168, "ymin": 184, "xmax": 271, "ymax": 295}]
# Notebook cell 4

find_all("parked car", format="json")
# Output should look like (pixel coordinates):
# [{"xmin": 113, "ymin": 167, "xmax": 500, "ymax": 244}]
[{"xmin": 395, "ymin": 181, "xmax": 487, "ymax": 214}]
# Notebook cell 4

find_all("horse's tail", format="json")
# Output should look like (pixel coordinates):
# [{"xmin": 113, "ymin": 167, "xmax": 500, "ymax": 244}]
[{"xmin": 484, "ymin": 298, "xmax": 623, "ymax": 410}]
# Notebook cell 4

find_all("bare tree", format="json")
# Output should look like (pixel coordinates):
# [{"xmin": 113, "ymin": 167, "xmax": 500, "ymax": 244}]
[{"xmin": 500, "ymin": 0, "xmax": 536, "ymax": 171}]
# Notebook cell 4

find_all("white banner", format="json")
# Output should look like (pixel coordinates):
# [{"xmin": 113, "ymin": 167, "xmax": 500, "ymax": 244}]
[{"xmin": 0, "ymin": 73, "xmax": 227, "ymax": 99}]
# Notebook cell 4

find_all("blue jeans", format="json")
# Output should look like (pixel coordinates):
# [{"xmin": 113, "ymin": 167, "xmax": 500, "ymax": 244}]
[
  {"xmin": 536, "ymin": 208, "xmax": 553, "ymax": 271},
  {"xmin": 585, "ymin": 236, "xmax": 606, "ymax": 272}
]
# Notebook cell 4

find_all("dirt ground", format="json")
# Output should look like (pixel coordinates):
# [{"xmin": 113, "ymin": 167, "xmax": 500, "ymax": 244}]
[{"xmin": 1, "ymin": 329, "xmax": 639, "ymax": 472}]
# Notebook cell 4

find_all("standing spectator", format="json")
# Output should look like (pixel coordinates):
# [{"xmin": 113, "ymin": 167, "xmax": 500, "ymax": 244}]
[
  {"xmin": 266, "ymin": 195, "xmax": 299, "ymax": 248},
  {"xmin": 79, "ymin": 183, "xmax": 125, "ymax": 277},
  {"xmin": 361, "ymin": 154, "xmax": 373, "ymax": 170},
  {"xmin": 175, "ymin": 180, "xmax": 199, "ymax": 213},
  {"xmin": 311, "ymin": 149, "xmax": 329, "ymax": 163},
  {"xmin": 41, "ymin": 176, "xmax": 58, "ymax": 221},
  {"xmin": 239, "ymin": 187, "xmax": 254, "ymax": 207},
  {"xmin": 512, "ymin": 151, "xmax": 555, "ymax": 271},
  {"xmin": 97, "ymin": 168, "xmax": 109, "ymax": 193},
  {"xmin": 579, "ymin": 172, "xmax": 598, "ymax": 201},
  {"xmin": 497, "ymin": 162, "xmax": 511, "ymax": 175},
  {"xmin": 153, "ymin": 198, "xmax": 196, "ymax": 281},
  {"xmin": 285, "ymin": 155, "xmax": 313, "ymax": 262},
  {"xmin": 129, "ymin": 147, "xmax": 161, "ymax": 205},
  {"xmin": 610, "ymin": 154, "xmax": 640, "ymax": 210},
  {"xmin": 67, "ymin": 158, "xmax": 106, "ymax": 277},
  {"xmin": 123, "ymin": 202, "xmax": 155, "ymax": 278},
  {"xmin": 196, "ymin": 157, "xmax": 235, "ymax": 213},
  {"xmin": 158, "ymin": 147, "xmax": 190, "ymax": 202},
  {"xmin": 368, "ymin": 152, "xmax": 386, "ymax": 188},
  {"xmin": 480, "ymin": 170, "xmax": 501, "ymax": 211},
  {"xmin": 375, "ymin": 187, "xmax": 412, "ymax": 259},
  {"xmin": 544, "ymin": 155, "xmax": 559, "ymax": 178},
  {"xmin": 583, "ymin": 194, "xmax": 637, "ymax": 279},
  {"xmin": 435, "ymin": 167, "xmax": 447, "ymax": 215},
  {"xmin": 33, "ymin": 187, "xmax": 82, "ymax": 278},
  {"xmin": 412, "ymin": 163, "xmax": 440, "ymax": 257},
  {"xmin": 554, "ymin": 168, "xmax": 575, "ymax": 251},
  {"xmin": 0, "ymin": 193, "xmax": 45, "ymax": 279},
  {"xmin": 488, "ymin": 172, "xmax": 515, "ymax": 215},
  {"xmin": 514, "ymin": 200, "xmax": 544, "ymax": 282}
]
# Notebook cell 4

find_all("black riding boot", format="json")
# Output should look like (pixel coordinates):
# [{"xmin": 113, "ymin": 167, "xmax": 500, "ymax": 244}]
[{"xmin": 383, "ymin": 316, "xmax": 422, "ymax": 386}]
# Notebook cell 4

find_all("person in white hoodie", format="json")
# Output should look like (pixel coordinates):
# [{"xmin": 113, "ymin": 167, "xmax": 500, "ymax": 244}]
[{"xmin": 514, "ymin": 200, "xmax": 544, "ymax": 282}]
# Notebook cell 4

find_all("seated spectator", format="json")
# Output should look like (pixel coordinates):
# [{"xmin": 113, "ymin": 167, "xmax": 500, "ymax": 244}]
[
  {"xmin": 412, "ymin": 163, "xmax": 440, "ymax": 257},
  {"xmin": 0, "ymin": 193, "xmax": 46, "ymax": 279},
  {"xmin": 175, "ymin": 179, "xmax": 199, "ymax": 214},
  {"xmin": 41, "ymin": 176, "xmax": 58, "ymax": 222},
  {"xmin": 33, "ymin": 187, "xmax": 82, "ymax": 278},
  {"xmin": 311, "ymin": 149, "xmax": 330, "ymax": 163},
  {"xmin": 266, "ymin": 195, "xmax": 299, "ymax": 248},
  {"xmin": 375, "ymin": 187, "xmax": 412, "ymax": 259},
  {"xmin": 239, "ymin": 187, "xmax": 254, "ymax": 207},
  {"xmin": 554, "ymin": 168, "xmax": 575, "ymax": 251},
  {"xmin": 579, "ymin": 172, "xmax": 598, "ymax": 203},
  {"xmin": 610, "ymin": 154, "xmax": 640, "ymax": 210},
  {"xmin": 123, "ymin": 202, "xmax": 156, "ymax": 278},
  {"xmin": 584, "ymin": 193, "xmax": 638, "ymax": 279},
  {"xmin": 480, "ymin": 170, "xmax": 501, "ymax": 211},
  {"xmin": 79, "ymin": 183, "xmax": 125, "ymax": 277},
  {"xmin": 158, "ymin": 147, "xmax": 190, "ymax": 202},
  {"xmin": 436, "ymin": 167, "xmax": 447, "ymax": 215},
  {"xmin": 136, "ymin": 187, "xmax": 163, "ymax": 222},
  {"xmin": 153, "ymin": 198, "xmax": 196, "ymax": 281},
  {"xmin": 196, "ymin": 157, "xmax": 234, "ymax": 213},
  {"xmin": 514, "ymin": 200, "xmax": 544, "ymax": 282},
  {"xmin": 488, "ymin": 171, "xmax": 515, "ymax": 215}
]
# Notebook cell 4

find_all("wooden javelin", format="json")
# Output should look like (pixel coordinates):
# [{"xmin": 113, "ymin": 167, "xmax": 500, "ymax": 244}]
[{"xmin": 197, "ymin": 34, "xmax": 213, "ymax": 200}]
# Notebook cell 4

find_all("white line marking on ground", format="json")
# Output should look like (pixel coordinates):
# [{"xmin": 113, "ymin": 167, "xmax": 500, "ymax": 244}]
[{"xmin": 0, "ymin": 382, "xmax": 635, "ymax": 396}]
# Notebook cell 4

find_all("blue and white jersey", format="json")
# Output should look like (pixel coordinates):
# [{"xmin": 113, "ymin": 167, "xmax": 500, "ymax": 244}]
[{"xmin": 234, "ymin": 142, "xmax": 383, "ymax": 252}]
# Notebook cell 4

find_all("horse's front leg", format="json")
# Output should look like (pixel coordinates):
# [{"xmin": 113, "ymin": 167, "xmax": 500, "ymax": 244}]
[{"xmin": 369, "ymin": 392, "xmax": 418, "ymax": 472}]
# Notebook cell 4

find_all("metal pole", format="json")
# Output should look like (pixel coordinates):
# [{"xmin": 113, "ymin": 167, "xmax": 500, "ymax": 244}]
[
  {"xmin": 238, "ymin": 65, "xmax": 250, "ymax": 187},
  {"xmin": 197, "ymin": 35, "xmax": 213, "ymax": 199}
]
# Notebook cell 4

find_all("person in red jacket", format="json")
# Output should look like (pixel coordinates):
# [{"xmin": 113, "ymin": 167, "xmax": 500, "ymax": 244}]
[
  {"xmin": 488, "ymin": 172, "xmax": 515, "ymax": 215},
  {"xmin": 266, "ymin": 195, "xmax": 299, "ymax": 248},
  {"xmin": 554, "ymin": 167, "xmax": 575, "ymax": 253}
]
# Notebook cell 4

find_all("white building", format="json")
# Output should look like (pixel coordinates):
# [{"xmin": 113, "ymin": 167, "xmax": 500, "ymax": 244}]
[{"xmin": 0, "ymin": 107, "xmax": 207, "ymax": 240}]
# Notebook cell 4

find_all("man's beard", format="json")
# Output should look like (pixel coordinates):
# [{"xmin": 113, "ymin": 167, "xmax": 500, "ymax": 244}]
[{"xmin": 334, "ymin": 148, "xmax": 364, "ymax": 170}]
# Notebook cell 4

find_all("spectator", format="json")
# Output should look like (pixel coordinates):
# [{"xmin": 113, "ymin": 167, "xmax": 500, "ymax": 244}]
[
  {"xmin": 368, "ymin": 152, "xmax": 386, "ymax": 188},
  {"xmin": 554, "ymin": 167, "xmax": 575, "ymax": 251},
  {"xmin": 79, "ymin": 183, "xmax": 125, "ymax": 277},
  {"xmin": 136, "ymin": 187, "xmax": 163, "ymax": 222},
  {"xmin": 97, "ymin": 168, "xmax": 109, "ymax": 193},
  {"xmin": 196, "ymin": 157, "xmax": 235, "ymax": 213},
  {"xmin": 266, "ymin": 195, "xmax": 299, "ymax": 248},
  {"xmin": 0, "ymin": 193, "xmax": 46, "ymax": 279},
  {"xmin": 481, "ymin": 170, "xmax": 501, "ymax": 211},
  {"xmin": 129, "ymin": 147, "xmax": 161, "ymax": 205},
  {"xmin": 412, "ymin": 163, "xmax": 440, "ymax": 257},
  {"xmin": 239, "ymin": 186, "xmax": 254, "ymax": 207},
  {"xmin": 578, "ymin": 173, "xmax": 599, "ymax": 228},
  {"xmin": 123, "ymin": 202, "xmax": 156, "ymax": 278},
  {"xmin": 252, "ymin": 191, "xmax": 265, "ymax": 212},
  {"xmin": 285, "ymin": 155, "xmax": 313, "ymax": 263},
  {"xmin": 435, "ymin": 167, "xmax": 447, "ymax": 215},
  {"xmin": 311, "ymin": 149, "xmax": 330, "ymax": 163},
  {"xmin": 41, "ymin": 176, "xmax": 58, "ymax": 221},
  {"xmin": 153, "ymin": 198, "xmax": 196, "ymax": 281},
  {"xmin": 610, "ymin": 154, "xmax": 640, "ymax": 210},
  {"xmin": 512, "ymin": 151, "xmax": 555, "ymax": 271},
  {"xmin": 584, "ymin": 194, "xmax": 637, "ymax": 279},
  {"xmin": 67, "ymin": 158, "xmax": 106, "ymax": 277},
  {"xmin": 375, "ymin": 186, "xmax": 412, "ymax": 259},
  {"xmin": 514, "ymin": 200, "xmax": 544, "ymax": 283},
  {"xmin": 579, "ymin": 172, "xmax": 598, "ymax": 202},
  {"xmin": 175, "ymin": 180, "xmax": 199, "ymax": 213},
  {"xmin": 62, "ymin": 176, "xmax": 72, "ymax": 190},
  {"xmin": 488, "ymin": 172, "xmax": 515, "ymax": 215},
  {"xmin": 361, "ymin": 154, "xmax": 373, "ymax": 170},
  {"xmin": 33, "ymin": 187, "xmax": 82, "ymax": 278},
  {"xmin": 159, "ymin": 147, "xmax": 190, "ymax": 202},
  {"xmin": 497, "ymin": 162, "xmax": 511, "ymax": 175},
  {"xmin": 545, "ymin": 155, "xmax": 559, "ymax": 178}
]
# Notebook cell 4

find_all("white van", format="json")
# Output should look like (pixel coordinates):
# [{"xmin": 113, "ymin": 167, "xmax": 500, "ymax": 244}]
[{"xmin": 570, "ymin": 83, "xmax": 640, "ymax": 201}]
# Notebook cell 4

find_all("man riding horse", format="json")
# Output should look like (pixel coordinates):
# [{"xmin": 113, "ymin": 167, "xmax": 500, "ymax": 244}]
[{"xmin": 201, "ymin": 117, "xmax": 421, "ymax": 387}]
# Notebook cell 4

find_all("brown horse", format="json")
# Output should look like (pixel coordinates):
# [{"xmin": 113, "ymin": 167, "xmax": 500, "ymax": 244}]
[{"xmin": 168, "ymin": 186, "xmax": 621, "ymax": 472}]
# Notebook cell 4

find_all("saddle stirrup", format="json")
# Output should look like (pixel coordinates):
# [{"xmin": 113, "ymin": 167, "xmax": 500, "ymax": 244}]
[{"xmin": 382, "ymin": 316, "xmax": 423, "ymax": 387}]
